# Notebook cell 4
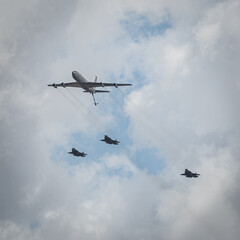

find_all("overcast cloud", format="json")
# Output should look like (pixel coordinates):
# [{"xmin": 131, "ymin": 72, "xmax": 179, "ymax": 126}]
[{"xmin": 0, "ymin": 0, "xmax": 240, "ymax": 239}]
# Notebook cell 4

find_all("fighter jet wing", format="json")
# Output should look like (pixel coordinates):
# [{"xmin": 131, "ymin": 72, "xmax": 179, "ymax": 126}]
[
  {"xmin": 48, "ymin": 82, "xmax": 81, "ymax": 88},
  {"xmin": 83, "ymin": 82, "xmax": 132, "ymax": 88}
]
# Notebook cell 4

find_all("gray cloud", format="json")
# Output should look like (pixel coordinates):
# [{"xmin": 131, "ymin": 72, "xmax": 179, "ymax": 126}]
[{"xmin": 0, "ymin": 0, "xmax": 240, "ymax": 239}]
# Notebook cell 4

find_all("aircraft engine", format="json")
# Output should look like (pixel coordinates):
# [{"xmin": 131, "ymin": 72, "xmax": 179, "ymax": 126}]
[
  {"xmin": 100, "ymin": 82, "xmax": 104, "ymax": 87},
  {"xmin": 53, "ymin": 83, "xmax": 57, "ymax": 88},
  {"xmin": 61, "ymin": 82, "xmax": 66, "ymax": 88},
  {"xmin": 114, "ymin": 83, "xmax": 118, "ymax": 88}
]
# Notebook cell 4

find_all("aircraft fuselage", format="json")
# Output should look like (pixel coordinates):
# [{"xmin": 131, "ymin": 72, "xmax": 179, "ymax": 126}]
[{"xmin": 72, "ymin": 71, "xmax": 95, "ymax": 93}]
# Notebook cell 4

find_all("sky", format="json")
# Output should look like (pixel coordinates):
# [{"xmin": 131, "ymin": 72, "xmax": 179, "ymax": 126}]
[{"xmin": 0, "ymin": 0, "xmax": 240, "ymax": 239}]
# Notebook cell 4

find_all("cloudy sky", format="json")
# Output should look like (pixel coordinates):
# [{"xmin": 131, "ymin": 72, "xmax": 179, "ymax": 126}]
[{"xmin": 1, "ymin": 0, "xmax": 240, "ymax": 239}]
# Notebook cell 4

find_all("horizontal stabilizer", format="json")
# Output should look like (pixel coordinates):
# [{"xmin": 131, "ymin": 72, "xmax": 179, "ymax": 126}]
[
  {"xmin": 95, "ymin": 90, "xmax": 110, "ymax": 93},
  {"xmin": 83, "ymin": 90, "xmax": 109, "ymax": 93}
]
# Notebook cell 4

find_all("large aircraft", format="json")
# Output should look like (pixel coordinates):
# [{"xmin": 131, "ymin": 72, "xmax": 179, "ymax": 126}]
[
  {"xmin": 101, "ymin": 135, "xmax": 120, "ymax": 145},
  {"xmin": 48, "ymin": 71, "xmax": 132, "ymax": 105},
  {"xmin": 181, "ymin": 169, "xmax": 200, "ymax": 178},
  {"xmin": 68, "ymin": 148, "xmax": 87, "ymax": 157}
]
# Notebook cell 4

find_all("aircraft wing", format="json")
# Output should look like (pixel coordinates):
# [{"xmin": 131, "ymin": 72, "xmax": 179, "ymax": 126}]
[
  {"xmin": 48, "ymin": 82, "xmax": 81, "ymax": 88},
  {"xmin": 83, "ymin": 82, "xmax": 132, "ymax": 88}
]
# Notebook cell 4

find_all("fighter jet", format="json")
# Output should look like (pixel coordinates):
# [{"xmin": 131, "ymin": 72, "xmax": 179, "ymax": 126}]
[
  {"xmin": 68, "ymin": 148, "xmax": 87, "ymax": 157},
  {"xmin": 181, "ymin": 169, "xmax": 200, "ymax": 178},
  {"xmin": 101, "ymin": 135, "xmax": 120, "ymax": 145},
  {"xmin": 48, "ymin": 71, "xmax": 132, "ymax": 105}
]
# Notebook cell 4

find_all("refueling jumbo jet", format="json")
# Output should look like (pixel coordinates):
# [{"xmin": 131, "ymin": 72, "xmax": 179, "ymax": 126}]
[{"xmin": 48, "ymin": 71, "xmax": 132, "ymax": 105}]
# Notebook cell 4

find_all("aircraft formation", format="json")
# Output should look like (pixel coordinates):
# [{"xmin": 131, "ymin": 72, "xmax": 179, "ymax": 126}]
[
  {"xmin": 68, "ymin": 135, "xmax": 119, "ymax": 158},
  {"xmin": 48, "ymin": 71, "xmax": 200, "ymax": 178}
]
